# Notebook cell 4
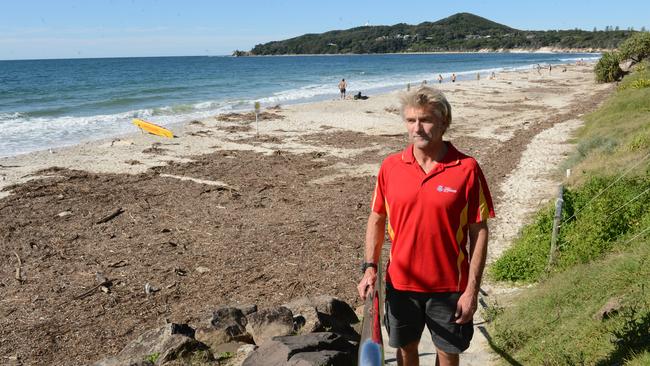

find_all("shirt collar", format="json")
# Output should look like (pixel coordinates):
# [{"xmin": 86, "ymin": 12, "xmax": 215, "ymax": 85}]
[{"xmin": 401, "ymin": 142, "xmax": 461, "ymax": 168}]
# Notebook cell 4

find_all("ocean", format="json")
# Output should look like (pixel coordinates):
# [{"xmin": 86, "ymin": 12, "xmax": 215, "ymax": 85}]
[{"xmin": 0, "ymin": 53, "xmax": 600, "ymax": 158}]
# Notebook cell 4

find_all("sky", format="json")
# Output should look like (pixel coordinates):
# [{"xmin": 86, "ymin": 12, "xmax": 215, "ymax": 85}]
[{"xmin": 1, "ymin": 0, "xmax": 649, "ymax": 60}]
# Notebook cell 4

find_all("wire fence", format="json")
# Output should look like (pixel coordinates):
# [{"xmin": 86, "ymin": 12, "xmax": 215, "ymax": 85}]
[{"xmin": 560, "ymin": 151, "xmax": 650, "ymax": 227}]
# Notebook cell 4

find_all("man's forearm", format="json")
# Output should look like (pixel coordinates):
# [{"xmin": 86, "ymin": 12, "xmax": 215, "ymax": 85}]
[
  {"xmin": 466, "ymin": 222, "xmax": 489, "ymax": 295},
  {"xmin": 365, "ymin": 212, "xmax": 386, "ymax": 264}
]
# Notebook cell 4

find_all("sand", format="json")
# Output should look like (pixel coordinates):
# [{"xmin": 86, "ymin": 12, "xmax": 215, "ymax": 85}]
[{"xmin": 0, "ymin": 63, "xmax": 614, "ymax": 365}]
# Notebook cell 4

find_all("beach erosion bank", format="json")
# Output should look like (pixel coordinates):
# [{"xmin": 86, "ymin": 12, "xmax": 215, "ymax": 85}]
[{"xmin": 0, "ymin": 63, "xmax": 614, "ymax": 364}]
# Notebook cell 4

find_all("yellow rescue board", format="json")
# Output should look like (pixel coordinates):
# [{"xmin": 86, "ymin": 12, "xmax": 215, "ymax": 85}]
[{"xmin": 132, "ymin": 118, "xmax": 174, "ymax": 139}]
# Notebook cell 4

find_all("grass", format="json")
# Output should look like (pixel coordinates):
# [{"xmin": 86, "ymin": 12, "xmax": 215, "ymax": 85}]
[
  {"xmin": 567, "ymin": 60, "xmax": 650, "ymax": 183},
  {"xmin": 490, "ymin": 175, "xmax": 650, "ymax": 283},
  {"xmin": 487, "ymin": 60, "xmax": 650, "ymax": 365},
  {"xmin": 490, "ymin": 238, "xmax": 650, "ymax": 365}
]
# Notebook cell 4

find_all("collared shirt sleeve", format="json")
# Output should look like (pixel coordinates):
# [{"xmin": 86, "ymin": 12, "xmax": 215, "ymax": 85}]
[
  {"xmin": 371, "ymin": 164, "xmax": 387, "ymax": 214},
  {"xmin": 467, "ymin": 162, "xmax": 495, "ymax": 223}
]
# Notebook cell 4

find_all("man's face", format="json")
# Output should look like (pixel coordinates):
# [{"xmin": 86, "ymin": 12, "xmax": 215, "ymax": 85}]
[{"xmin": 403, "ymin": 105, "xmax": 447, "ymax": 149}]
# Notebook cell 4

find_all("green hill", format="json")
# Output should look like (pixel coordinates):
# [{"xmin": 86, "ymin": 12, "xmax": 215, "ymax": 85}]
[{"xmin": 247, "ymin": 13, "xmax": 635, "ymax": 55}]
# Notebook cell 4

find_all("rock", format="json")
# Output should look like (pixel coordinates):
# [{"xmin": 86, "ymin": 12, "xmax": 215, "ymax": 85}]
[
  {"xmin": 619, "ymin": 59, "xmax": 636, "ymax": 73},
  {"xmin": 57, "ymin": 211, "xmax": 72, "ymax": 218},
  {"xmin": 196, "ymin": 307, "xmax": 252, "ymax": 350},
  {"xmin": 283, "ymin": 299, "xmax": 321, "ymax": 334},
  {"xmin": 594, "ymin": 297, "xmax": 623, "ymax": 321},
  {"xmin": 239, "ymin": 304, "xmax": 258, "ymax": 315},
  {"xmin": 245, "ymin": 306, "xmax": 294, "ymax": 345},
  {"xmin": 195, "ymin": 266, "xmax": 210, "ymax": 274},
  {"xmin": 103, "ymin": 323, "xmax": 212, "ymax": 365},
  {"xmin": 242, "ymin": 332, "xmax": 355, "ymax": 366},
  {"xmin": 283, "ymin": 295, "xmax": 359, "ymax": 338}
]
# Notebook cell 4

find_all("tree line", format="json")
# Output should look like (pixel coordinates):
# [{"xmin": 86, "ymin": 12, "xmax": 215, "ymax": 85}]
[{"xmin": 243, "ymin": 13, "xmax": 639, "ymax": 55}]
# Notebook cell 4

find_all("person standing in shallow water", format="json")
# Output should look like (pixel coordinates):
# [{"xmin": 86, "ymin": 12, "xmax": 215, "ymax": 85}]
[
  {"xmin": 451, "ymin": 73, "xmax": 456, "ymax": 83},
  {"xmin": 357, "ymin": 86, "xmax": 495, "ymax": 366},
  {"xmin": 338, "ymin": 79, "xmax": 347, "ymax": 100}
]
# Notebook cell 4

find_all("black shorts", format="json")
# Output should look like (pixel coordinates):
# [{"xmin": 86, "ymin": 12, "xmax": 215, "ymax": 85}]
[
  {"xmin": 384, "ymin": 284, "xmax": 473, "ymax": 354},
  {"xmin": 340, "ymin": 88, "xmax": 346, "ymax": 94}
]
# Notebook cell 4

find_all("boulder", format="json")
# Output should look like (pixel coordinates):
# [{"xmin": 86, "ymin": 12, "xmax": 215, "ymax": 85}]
[
  {"xmin": 283, "ymin": 298, "xmax": 322, "ymax": 334},
  {"xmin": 196, "ymin": 307, "xmax": 253, "ymax": 350},
  {"xmin": 619, "ymin": 59, "xmax": 636, "ymax": 73},
  {"xmin": 93, "ymin": 323, "xmax": 212, "ymax": 365},
  {"xmin": 242, "ymin": 332, "xmax": 354, "ymax": 366},
  {"xmin": 283, "ymin": 295, "xmax": 359, "ymax": 338},
  {"xmin": 245, "ymin": 306, "xmax": 294, "ymax": 345}
]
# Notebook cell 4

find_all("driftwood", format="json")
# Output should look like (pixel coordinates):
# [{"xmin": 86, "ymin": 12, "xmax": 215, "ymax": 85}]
[
  {"xmin": 13, "ymin": 251, "xmax": 23, "ymax": 283},
  {"xmin": 74, "ymin": 273, "xmax": 113, "ymax": 300},
  {"xmin": 96, "ymin": 208, "xmax": 124, "ymax": 224}
]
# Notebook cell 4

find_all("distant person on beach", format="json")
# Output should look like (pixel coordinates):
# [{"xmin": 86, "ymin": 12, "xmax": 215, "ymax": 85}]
[
  {"xmin": 338, "ymin": 79, "xmax": 347, "ymax": 99},
  {"xmin": 549, "ymin": 64, "xmax": 552, "ymax": 74},
  {"xmin": 451, "ymin": 73, "xmax": 456, "ymax": 83},
  {"xmin": 358, "ymin": 86, "xmax": 494, "ymax": 366},
  {"xmin": 490, "ymin": 71, "xmax": 496, "ymax": 80},
  {"xmin": 354, "ymin": 91, "xmax": 369, "ymax": 100},
  {"xmin": 476, "ymin": 72, "xmax": 481, "ymax": 82},
  {"xmin": 438, "ymin": 74, "xmax": 443, "ymax": 83},
  {"xmin": 536, "ymin": 64, "xmax": 542, "ymax": 75}
]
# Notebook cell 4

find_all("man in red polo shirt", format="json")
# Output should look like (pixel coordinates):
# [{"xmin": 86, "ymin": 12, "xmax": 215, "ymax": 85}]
[{"xmin": 357, "ymin": 86, "xmax": 494, "ymax": 366}]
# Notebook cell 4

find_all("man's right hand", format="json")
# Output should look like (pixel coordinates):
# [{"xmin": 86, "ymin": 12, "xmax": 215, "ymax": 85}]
[{"xmin": 357, "ymin": 268, "xmax": 377, "ymax": 300}]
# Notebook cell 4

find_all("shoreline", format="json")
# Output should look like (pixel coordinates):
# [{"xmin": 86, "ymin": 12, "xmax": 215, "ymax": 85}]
[
  {"xmin": 0, "ymin": 62, "xmax": 598, "ymax": 198},
  {"xmin": 0, "ymin": 56, "xmax": 599, "ymax": 160}
]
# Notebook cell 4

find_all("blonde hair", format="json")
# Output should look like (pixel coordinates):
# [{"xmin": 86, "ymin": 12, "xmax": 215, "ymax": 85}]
[{"xmin": 399, "ymin": 86, "xmax": 452, "ymax": 126}]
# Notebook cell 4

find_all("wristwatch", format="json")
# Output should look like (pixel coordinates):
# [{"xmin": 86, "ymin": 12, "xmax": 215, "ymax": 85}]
[{"xmin": 361, "ymin": 262, "xmax": 378, "ymax": 274}]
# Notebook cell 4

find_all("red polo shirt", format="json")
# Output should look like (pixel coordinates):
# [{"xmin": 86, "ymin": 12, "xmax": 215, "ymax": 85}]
[{"xmin": 371, "ymin": 142, "xmax": 495, "ymax": 293}]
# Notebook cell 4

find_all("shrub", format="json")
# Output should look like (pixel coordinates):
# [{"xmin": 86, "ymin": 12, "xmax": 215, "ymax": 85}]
[
  {"xmin": 619, "ymin": 32, "xmax": 650, "ymax": 63},
  {"xmin": 595, "ymin": 51, "xmax": 624, "ymax": 82}
]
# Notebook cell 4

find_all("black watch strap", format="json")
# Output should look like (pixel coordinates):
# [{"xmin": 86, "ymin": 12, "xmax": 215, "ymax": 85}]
[{"xmin": 361, "ymin": 262, "xmax": 378, "ymax": 273}]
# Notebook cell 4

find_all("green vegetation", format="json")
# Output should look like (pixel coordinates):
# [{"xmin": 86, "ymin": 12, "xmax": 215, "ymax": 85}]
[
  {"xmin": 595, "ymin": 51, "xmax": 624, "ymax": 82},
  {"xmin": 488, "ymin": 50, "xmax": 650, "ymax": 365},
  {"xmin": 619, "ymin": 32, "xmax": 650, "ymax": 63},
  {"xmin": 249, "ymin": 13, "xmax": 634, "ymax": 55},
  {"xmin": 490, "ymin": 239, "xmax": 650, "ymax": 365},
  {"xmin": 144, "ymin": 352, "xmax": 160, "ymax": 363},
  {"xmin": 491, "ymin": 175, "xmax": 650, "ymax": 283},
  {"xmin": 216, "ymin": 351, "xmax": 234, "ymax": 360},
  {"xmin": 595, "ymin": 32, "xmax": 650, "ymax": 82}
]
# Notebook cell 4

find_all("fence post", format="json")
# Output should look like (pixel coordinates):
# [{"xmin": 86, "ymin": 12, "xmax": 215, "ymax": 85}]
[{"xmin": 548, "ymin": 184, "xmax": 564, "ymax": 269}]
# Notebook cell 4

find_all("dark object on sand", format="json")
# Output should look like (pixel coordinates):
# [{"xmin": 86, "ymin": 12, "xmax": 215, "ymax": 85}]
[{"xmin": 354, "ymin": 92, "xmax": 368, "ymax": 100}]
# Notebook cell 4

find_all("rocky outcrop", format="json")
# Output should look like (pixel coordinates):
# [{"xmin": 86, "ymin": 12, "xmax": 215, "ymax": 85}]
[{"xmin": 93, "ymin": 296, "xmax": 360, "ymax": 366}]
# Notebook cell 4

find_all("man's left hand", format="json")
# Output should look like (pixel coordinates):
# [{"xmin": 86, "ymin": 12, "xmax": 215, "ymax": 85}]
[{"xmin": 454, "ymin": 290, "xmax": 478, "ymax": 324}]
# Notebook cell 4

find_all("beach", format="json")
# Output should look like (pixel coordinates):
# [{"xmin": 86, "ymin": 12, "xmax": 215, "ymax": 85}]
[{"xmin": 0, "ymin": 63, "xmax": 613, "ymax": 364}]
